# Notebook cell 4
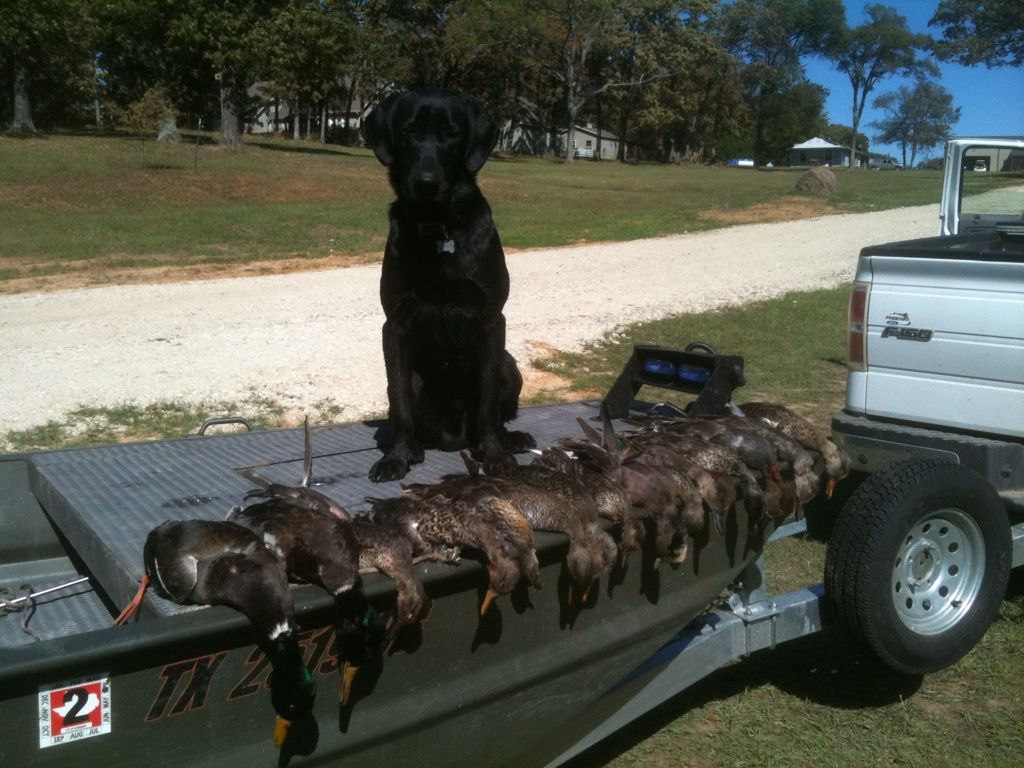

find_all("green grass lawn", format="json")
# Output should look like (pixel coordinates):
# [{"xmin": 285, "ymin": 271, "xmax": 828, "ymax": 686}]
[{"xmin": 3, "ymin": 131, "xmax": 1019, "ymax": 289}]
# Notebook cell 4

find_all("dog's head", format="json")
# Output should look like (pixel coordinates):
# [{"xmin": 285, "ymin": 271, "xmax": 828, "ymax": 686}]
[{"xmin": 362, "ymin": 88, "xmax": 499, "ymax": 205}]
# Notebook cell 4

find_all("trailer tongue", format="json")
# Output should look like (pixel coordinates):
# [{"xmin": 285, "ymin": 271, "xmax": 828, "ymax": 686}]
[{"xmin": 1, "ymin": 347, "xmax": 829, "ymax": 767}]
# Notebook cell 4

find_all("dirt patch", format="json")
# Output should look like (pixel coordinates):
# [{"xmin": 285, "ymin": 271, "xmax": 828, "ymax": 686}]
[
  {"xmin": 519, "ymin": 341, "xmax": 602, "ymax": 403},
  {"xmin": 519, "ymin": 367, "xmax": 586, "ymax": 402},
  {"xmin": 0, "ymin": 251, "xmax": 382, "ymax": 294},
  {"xmin": 699, "ymin": 196, "xmax": 830, "ymax": 225}
]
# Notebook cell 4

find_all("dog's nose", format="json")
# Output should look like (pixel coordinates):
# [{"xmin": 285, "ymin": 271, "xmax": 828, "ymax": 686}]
[{"xmin": 414, "ymin": 173, "xmax": 440, "ymax": 198}]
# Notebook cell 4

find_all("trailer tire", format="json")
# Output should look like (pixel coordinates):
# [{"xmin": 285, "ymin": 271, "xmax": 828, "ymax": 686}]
[{"xmin": 824, "ymin": 457, "xmax": 1010, "ymax": 675}]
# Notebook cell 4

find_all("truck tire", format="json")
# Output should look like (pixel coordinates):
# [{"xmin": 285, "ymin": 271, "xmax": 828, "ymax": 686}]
[{"xmin": 824, "ymin": 457, "xmax": 1011, "ymax": 675}]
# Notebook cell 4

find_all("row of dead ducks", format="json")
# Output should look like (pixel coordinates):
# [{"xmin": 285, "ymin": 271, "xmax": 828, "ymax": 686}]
[{"xmin": 117, "ymin": 402, "xmax": 849, "ymax": 746}]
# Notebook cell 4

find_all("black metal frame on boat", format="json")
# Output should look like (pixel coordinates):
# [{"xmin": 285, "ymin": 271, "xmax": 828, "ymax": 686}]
[{"xmin": 0, "ymin": 344, "xmax": 832, "ymax": 768}]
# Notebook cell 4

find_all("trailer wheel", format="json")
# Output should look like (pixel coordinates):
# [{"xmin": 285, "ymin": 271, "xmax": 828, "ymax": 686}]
[{"xmin": 824, "ymin": 458, "xmax": 1011, "ymax": 675}]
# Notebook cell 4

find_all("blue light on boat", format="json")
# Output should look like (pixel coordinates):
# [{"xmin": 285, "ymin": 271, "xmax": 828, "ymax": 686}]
[
  {"xmin": 677, "ymin": 365, "xmax": 711, "ymax": 384},
  {"xmin": 642, "ymin": 358, "xmax": 676, "ymax": 377}
]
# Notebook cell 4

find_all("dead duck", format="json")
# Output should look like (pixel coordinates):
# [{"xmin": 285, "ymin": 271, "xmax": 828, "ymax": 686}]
[
  {"xmin": 555, "ymin": 419, "xmax": 703, "ymax": 562},
  {"xmin": 637, "ymin": 415, "xmax": 822, "ymax": 518},
  {"xmin": 737, "ymin": 401, "xmax": 851, "ymax": 489},
  {"xmin": 228, "ymin": 493, "xmax": 377, "ymax": 706},
  {"xmin": 620, "ymin": 430, "xmax": 758, "ymax": 528},
  {"xmin": 415, "ymin": 474, "xmax": 542, "ymax": 600},
  {"xmin": 358, "ymin": 489, "xmax": 540, "ymax": 622},
  {"xmin": 565, "ymin": 438, "xmax": 701, "ymax": 563},
  {"xmin": 411, "ymin": 466, "xmax": 616, "ymax": 604},
  {"xmin": 228, "ymin": 419, "xmax": 382, "ymax": 705},
  {"xmin": 128, "ymin": 519, "xmax": 314, "ymax": 747},
  {"xmin": 472, "ymin": 446, "xmax": 641, "ymax": 554},
  {"xmin": 703, "ymin": 415, "xmax": 820, "ymax": 512}
]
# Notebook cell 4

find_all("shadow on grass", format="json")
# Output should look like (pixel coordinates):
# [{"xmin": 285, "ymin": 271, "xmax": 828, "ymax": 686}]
[
  {"xmin": 565, "ymin": 627, "xmax": 923, "ymax": 768},
  {"xmin": 3, "ymin": 128, "xmax": 46, "ymax": 139},
  {"xmin": 249, "ymin": 140, "xmax": 361, "ymax": 158}
]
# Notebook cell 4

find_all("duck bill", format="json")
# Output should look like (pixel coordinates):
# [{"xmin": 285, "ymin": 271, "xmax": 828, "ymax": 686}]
[
  {"xmin": 274, "ymin": 716, "xmax": 292, "ymax": 747},
  {"xmin": 479, "ymin": 588, "xmax": 499, "ymax": 616},
  {"xmin": 341, "ymin": 663, "xmax": 359, "ymax": 706}
]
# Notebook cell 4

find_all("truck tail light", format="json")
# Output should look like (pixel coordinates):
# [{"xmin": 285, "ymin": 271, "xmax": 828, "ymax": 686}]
[{"xmin": 848, "ymin": 282, "xmax": 869, "ymax": 371}]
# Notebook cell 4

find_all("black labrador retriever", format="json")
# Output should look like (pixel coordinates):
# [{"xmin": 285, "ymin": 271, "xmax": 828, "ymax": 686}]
[{"xmin": 363, "ymin": 88, "xmax": 534, "ymax": 482}]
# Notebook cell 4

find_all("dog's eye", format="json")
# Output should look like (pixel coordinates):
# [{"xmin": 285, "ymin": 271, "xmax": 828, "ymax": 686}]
[{"xmin": 445, "ymin": 128, "xmax": 460, "ymax": 141}]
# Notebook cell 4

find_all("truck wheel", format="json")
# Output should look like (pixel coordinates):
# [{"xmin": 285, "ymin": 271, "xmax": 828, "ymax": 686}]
[{"xmin": 824, "ymin": 458, "xmax": 1011, "ymax": 675}]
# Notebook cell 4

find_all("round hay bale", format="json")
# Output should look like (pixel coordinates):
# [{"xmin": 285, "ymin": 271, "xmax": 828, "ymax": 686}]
[{"xmin": 795, "ymin": 165, "xmax": 837, "ymax": 195}]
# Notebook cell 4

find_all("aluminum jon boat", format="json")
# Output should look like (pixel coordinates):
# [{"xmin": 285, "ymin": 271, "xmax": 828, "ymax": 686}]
[{"xmin": 0, "ymin": 346, "xmax": 827, "ymax": 767}]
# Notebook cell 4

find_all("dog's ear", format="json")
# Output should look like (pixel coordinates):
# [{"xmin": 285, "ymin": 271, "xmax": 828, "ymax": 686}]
[
  {"xmin": 463, "ymin": 97, "xmax": 499, "ymax": 174},
  {"xmin": 363, "ymin": 92, "xmax": 402, "ymax": 166}
]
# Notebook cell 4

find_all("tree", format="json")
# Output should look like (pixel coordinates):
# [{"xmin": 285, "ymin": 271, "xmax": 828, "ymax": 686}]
[
  {"xmin": 529, "ymin": 0, "xmax": 618, "ymax": 162},
  {"xmin": 256, "ymin": 0, "xmax": 353, "ymax": 142},
  {"xmin": 602, "ymin": 1, "xmax": 740, "ymax": 163},
  {"xmin": 0, "ymin": 0, "xmax": 95, "ymax": 132},
  {"xmin": 871, "ymin": 80, "xmax": 960, "ymax": 168},
  {"xmin": 619, "ymin": 2, "xmax": 755, "ymax": 165},
  {"xmin": 829, "ymin": 4, "xmax": 937, "ymax": 168},
  {"xmin": 166, "ymin": 1, "xmax": 281, "ymax": 147},
  {"xmin": 93, "ymin": 0, "xmax": 210, "ymax": 136},
  {"xmin": 719, "ymin": 0, "xmax": 844, "ymax": 165},
  {"xmin": 110, "ymin": 85, "xmax": 177, "ymax": 164},
  {"xmin": 760, "ymin": 81, "xmax": 827, "ymax": 164},
  {"xmin": 822, "ymin": 122, "xmax": 868, "ymax": 153},
  {"xmin": 930, "ymin": 0, "xmax": 1024, "ymax": 67}
]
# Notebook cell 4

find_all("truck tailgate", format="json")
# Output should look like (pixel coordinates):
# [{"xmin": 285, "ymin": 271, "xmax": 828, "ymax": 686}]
[{"xmin": 860, "ymin": 255, "xmax": 1024, "ymax": 437}]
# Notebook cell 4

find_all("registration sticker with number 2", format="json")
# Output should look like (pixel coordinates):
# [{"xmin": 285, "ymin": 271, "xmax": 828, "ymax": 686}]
[{"xmin": 38, "ymin": 676, "xmax": 112, "ymax": 748}]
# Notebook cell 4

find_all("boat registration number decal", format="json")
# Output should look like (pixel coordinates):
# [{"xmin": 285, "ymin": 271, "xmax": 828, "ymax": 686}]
[{"xmin": 38, "ymin": 677, "xmax": 112, "ymax": 749}]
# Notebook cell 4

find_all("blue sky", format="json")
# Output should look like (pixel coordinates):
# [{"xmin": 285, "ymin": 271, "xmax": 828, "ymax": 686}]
[{"xmin": 801, "ymin": 0, "xmax": 1024, "ymax": 162}]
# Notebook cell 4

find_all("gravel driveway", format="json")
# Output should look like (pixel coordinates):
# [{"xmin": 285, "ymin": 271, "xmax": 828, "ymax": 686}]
[{"xmin": 0, "ymin": 204, "xmax": 936, "ymax": 435}]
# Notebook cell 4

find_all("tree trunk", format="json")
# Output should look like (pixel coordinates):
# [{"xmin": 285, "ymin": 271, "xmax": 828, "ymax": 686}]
[
  {"xmin": 219, "ymin": 69, "xmax": 242, "ymax": 148},
  {"xmin": 305, "ymin": 111, "xmax": 311, "ymax": 138},
  {"xmin": 293, "ymin": 98, "xmax": 300, "ymax": 139},
  {"xmin": 344, "ymin": 81, "xmax": 357, "ymax": 145},
  {"xmin": 753, "ymin": 90, "xmax": 767, "ymax": 167},
  {"xmin": 617, "ymin": 109, "xmax": 629, "ymax": 162},
  {"xmin": 594, "ymin": 93, "xmax": 602, "ymax": 160},
  {"xmin": 94, "ymin": 98, "xmax": 103, "ymax": 130},
  {"xmin": 9, "ymin": 61, "xmax": 37, "ymax": 133},
  {"xmin": 158, "ymin": 118, "xmax": 182, "ymax": 143},
  {"xmin": 563, "ymin": 50, "xmax": 577, "ymax": 162},
  {"xmin": 274, "ymin": 99, "xmax": 279, "ymax": 134},
  {"xmin": 320, "ymin": 102, "xmax": 327, "ymax": 143},
  {"xmin": 849, "ymin": 82, "xmax": 864, "ymax": 169}
]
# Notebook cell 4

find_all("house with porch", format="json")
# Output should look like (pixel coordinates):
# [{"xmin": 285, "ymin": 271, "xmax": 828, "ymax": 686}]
[{"xmin": 789, "ymin": 137, "xmax": 868, "ymax": 168}]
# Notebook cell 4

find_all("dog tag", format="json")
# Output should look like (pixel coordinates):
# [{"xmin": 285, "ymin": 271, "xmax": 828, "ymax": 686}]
[{"xmin": 437, "ymin": 239, "xmax": 456, "ymax": 254}]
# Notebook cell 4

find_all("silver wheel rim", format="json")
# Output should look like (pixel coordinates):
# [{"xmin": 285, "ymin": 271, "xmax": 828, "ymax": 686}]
[{"xmin": 891, "ymin": 508, "xmax": 985, "ymax": 635}]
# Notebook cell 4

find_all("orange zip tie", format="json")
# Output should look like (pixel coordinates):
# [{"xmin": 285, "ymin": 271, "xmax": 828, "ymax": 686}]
[{"xmin": 114, "ymin": 573, "xmax": 150, "ymax": 625}]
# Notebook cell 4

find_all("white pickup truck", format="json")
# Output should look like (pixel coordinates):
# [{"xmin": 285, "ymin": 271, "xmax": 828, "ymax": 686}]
[{"xmin": 826, "ymin": 137, "xmax": 1024, "ymax": 675}]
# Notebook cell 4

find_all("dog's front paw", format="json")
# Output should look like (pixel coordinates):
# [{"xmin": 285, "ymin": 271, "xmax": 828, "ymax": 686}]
[
  {"xmin": 369, "ymin": 453, "xmax": 411, "ymax": 483},
  {"xmin": 500, "ymin": 429, "xmax": 537, "ymax": 453}
]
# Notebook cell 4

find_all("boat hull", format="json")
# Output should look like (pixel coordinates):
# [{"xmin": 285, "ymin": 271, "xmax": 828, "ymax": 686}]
[{"xmin": 0, "ymin": 403, "xmax": 767, "ymax": 766}]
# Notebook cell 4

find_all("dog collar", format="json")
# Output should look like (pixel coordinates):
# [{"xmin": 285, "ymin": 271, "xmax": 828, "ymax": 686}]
[{"xmin": 417, "ymin": 221, "xmax": 447, "ymax": 238}]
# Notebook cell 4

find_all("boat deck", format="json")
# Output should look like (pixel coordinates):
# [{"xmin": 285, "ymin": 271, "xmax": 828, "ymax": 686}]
[{"xmin": 3, "ymin": 402, "xmax": 603, "ymax": 645}]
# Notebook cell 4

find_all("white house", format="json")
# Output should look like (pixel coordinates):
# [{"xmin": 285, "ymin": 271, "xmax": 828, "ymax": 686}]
[{"xmin": 789, "ymin": 136, "xmax": 868, "ymax": 168}]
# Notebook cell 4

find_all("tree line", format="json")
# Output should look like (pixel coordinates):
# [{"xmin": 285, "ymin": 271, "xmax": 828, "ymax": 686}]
[{"xmin": 1, "ymin": 1, "xmax": 1016, "ymax": 166}]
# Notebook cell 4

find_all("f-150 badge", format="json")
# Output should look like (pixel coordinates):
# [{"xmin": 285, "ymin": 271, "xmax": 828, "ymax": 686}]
[
  {"xmin": 885, "ymin": 312, "xmax": 911, "ymax": 326},
  {"xmin": 881, "ymin": 326, "xmax": 933, "ymax": 341}
]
